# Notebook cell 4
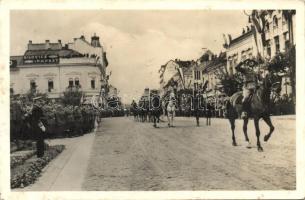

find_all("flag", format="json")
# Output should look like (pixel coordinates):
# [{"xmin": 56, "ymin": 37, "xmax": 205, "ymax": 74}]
[{"xmin": 177, "ymin": 67, "xmax": 185, "ymax": 89}]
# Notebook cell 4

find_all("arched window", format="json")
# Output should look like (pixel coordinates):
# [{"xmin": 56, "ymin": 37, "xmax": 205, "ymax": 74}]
[
  {"xmin": 74, "ymin": 77, "xmax": 80, "ymax": 87},
  {"xmin": 48, "ymin": 79, "xmax": 54, "ymax": 92},
  {"xmin": 68, "ymin": 78, "xmax": 73, "ymax": 88}
]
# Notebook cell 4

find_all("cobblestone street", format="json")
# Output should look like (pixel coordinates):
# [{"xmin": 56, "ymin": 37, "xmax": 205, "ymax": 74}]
[{"xmin": 83, "ymin": 116, "xmax": 295, "ymax": 190}]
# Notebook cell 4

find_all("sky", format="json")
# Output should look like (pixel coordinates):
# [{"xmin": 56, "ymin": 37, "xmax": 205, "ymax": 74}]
[{"xmin": 10, "ymin": 10, "xmax": 249, "ymax": 103}]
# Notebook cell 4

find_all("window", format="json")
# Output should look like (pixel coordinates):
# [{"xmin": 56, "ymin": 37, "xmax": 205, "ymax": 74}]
[
  {"xmin": 284, "ymin": 32, "xmax": 290, "ymax": 51},
  {"xmin": 241, "ymin": 51, "xmax": 247, "ymax": 61},
  {"xmin": 75, "ymin": 78, "xmax": 80, "ymax": 87},
  {"xmin": 248, "ymin": 52, "xmax": 253, "ymax": 59},
  {"xmin": 274, "ymin": 36, "xmax": 280, "ymax": 53},
  {"xmin": 48, "ymin": 80, "xmax": 54, "ymax": 92},
  {"xmin": 266, "ymin": 40, "xmax": 271, "ymax": 57},
  {"xmin": 68, "ymin": 78, "xmax": 73, "ymax": 88},
  {"xmin": 282, "ymin": 13, "xmax": 287, "ymax": 25},
  {"xmin": 30, "ymin": 80, "xmax": 36, "ymax": 90},
  {"xmin": 194, "ymin": 71, "xmax": 200, "ymax": 80},
  {"xmin": 273, "ymin": 16, "xmax": 278, "ymax": 29},
  {"xmin": 91, "ymin": 79, "xmax": 96, "ymax": 89}
]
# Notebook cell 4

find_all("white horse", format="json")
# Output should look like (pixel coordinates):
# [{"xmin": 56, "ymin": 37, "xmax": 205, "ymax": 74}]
[{"xmin": 166, "ymin": 92, "xmax": 176, "ymax": 127}]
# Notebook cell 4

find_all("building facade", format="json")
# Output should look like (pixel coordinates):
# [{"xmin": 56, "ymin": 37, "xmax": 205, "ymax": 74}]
[
  {"xmin": 159, "ymin": 59, "xmax": 194, "ymax": 97},
  {"xmin": 225, "ymin": 28, "xmax": 257, "ymax": 76},
  {"xmin": 193, "ymin": 50, "xmax": 214, "ymax": 91},
  {"xmin": 10, "ymin": 34, "xmax": 108, "ymax": 99},
  {"xmin": 260, "ymin": 10, "xmax": 296, "ymax": 59}
]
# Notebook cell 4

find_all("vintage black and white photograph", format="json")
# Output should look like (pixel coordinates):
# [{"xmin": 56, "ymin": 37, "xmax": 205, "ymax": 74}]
[{"xmin": 2, "ymin": 2, "xmax": 304, "ymax": 199}]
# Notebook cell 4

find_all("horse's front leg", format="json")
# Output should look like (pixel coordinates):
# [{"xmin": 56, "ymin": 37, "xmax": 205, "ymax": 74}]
[
  {"xmin": 167, "ymin": 113, "xmax": 170, "ymax": 127},
  {"xmin": 171, "ymin": 113, "xmax": 174, "ymax": 127},
  {"xmin": 254, "ymin": 118, "xmax": 263, "ymax": 152},
  {"xmin": 243, "ymin": 118, "xmax": 251, "ymax": 148},
  {"xmin": 262, "ymin": 115, "xmax": 275, "ymax": 142},
  {"xmin": 229, "ymin": 118, "xmax": 237, "ymax": 146}
]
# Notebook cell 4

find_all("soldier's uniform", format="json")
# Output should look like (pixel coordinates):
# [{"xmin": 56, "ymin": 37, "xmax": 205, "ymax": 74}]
[
  {"xmin": 29, "ymin": 103, "xmax": 45, "ymax": 158},
  {"xmin": 235, "ymin": 59, "xmax": 259, "ymax": 119}
]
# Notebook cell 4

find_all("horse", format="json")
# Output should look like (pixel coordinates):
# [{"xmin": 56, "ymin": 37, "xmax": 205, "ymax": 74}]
[
  {"xmin": 130, "ymin": 101, "xmax": 139, "ymax": 121},
  {"xmin": 224, "ymin": 73, "xmax": 282, "ymax": 152},
  {"xmin": 150, "ymin": 94, "xmax": 162, "ymax": 128},
  {"xmin": 166, "ymin": 93, "xmax": 177, "ymax": 127}
]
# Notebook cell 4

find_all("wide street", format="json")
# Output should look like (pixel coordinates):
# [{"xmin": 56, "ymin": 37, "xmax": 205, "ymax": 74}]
[
  {"xmin": 83, "ymin": 116, "xmax": 295, "ymax": 190},
  {"xmin": 22, "ymin": 115, "xmax": 295, "ymax": 191}
]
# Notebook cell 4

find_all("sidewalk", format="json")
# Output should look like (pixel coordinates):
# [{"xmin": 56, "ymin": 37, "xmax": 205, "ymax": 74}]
[{"xmin": 16, "ymin": 130, "xmax": 96, "ymax": 191}]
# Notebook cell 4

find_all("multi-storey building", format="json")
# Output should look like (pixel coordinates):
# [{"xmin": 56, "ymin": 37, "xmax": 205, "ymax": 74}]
[
  {"xmin": 193, "ymin": 50, "xmax": 214, "ymax": 91},
  {"xmin": 159, "ymin": 59, "xmax": 193, "ymax": 97},
  {"xmin": 260, "ymin": 10, "xmax": 296, "ymax": 58},
  {"xmin": 224, "ymin": 27, "xmax": 257, "ymax": 76},
  {"xmin": 10, "ymin": 34, "xmax": 108, "ymax": 100}
]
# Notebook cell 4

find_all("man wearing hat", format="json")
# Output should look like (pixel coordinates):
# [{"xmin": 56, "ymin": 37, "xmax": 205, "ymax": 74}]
[
  {"xmin": 235, "ymin": 59, "xmax": 260, "ymax": 119},
  {"xmin": 29, "ymin": 96, "xmax": 46, "ymax": 158}
]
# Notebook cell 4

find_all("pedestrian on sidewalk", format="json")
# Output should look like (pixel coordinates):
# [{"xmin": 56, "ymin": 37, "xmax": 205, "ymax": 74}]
[{"xmin": 28, "ymin": 96, "xmax": 46, "ymax": 158}]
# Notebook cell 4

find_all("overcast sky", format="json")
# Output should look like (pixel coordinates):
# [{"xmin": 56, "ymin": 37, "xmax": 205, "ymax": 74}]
[{"xmin": 10, "ymin": 10, "xmax": 248, "ymax": 103}]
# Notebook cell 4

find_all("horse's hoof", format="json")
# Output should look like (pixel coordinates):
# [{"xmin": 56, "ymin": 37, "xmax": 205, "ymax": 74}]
[
  {"xmin": 232, "ymin": 141, "xmax": 237, "ymax": 146},
  {"xmin": 264, "ymin": 134, "xmax": 270, "ymax": 142},
  {"xmin": 257, "ymin": 146, "xmax": 264, "ymax": 152},
  {"xmin": 246, "ymin": 142, "xmax": 252, "ymax": 149}
]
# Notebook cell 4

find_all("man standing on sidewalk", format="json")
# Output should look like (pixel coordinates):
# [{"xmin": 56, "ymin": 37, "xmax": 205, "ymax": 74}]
[{"xmin": 29, "ymin": 97, "xmax": 46, "ymax": 158}]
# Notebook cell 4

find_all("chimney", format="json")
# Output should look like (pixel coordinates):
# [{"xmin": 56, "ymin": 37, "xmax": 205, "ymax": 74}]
[
  {"xmin": 27, "ymin": 40, "xmax": 33, "ymax": 50},
  {"xmin": 58, "ymin": 39, "xmax": 61, "ymax": 43},
  {"xmin": 80, "ymin": 35, "xmax": 85, "ymax": 40},
  {"xmin": 91, "ymin": 33, "xmax": 101, "ymax": 47}
]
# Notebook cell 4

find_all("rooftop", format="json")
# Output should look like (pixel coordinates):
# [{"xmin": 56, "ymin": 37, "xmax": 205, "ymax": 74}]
[{"xmin": 227, "ymin": 29, "xmax": 253, "ymax": 48}]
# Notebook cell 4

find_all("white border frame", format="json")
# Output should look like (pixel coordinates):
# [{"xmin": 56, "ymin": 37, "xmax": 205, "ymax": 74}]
[{"xmin": 0, "ymin": 0, "xmax": 304, "ymax": 199}]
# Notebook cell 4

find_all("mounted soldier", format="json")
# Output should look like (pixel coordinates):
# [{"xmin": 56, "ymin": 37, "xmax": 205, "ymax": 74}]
[{"xmin": 235, "ymin": 59, "xmax": 261, "ymax": 119}]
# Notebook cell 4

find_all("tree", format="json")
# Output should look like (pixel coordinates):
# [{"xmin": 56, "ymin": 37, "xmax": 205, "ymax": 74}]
[
  {"xmin": 218, "ymin": 73, "xmax": 243, "ymax": 97},
  {"xmin": 265, "ymin": 45, "xmax": 295, "ymax": 103},
  {"xmin": 62, "ymin": 86, "xmax": 84, "ymax": 106}
]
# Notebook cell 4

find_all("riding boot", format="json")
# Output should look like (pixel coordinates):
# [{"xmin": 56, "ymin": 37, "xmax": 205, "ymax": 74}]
[{"xmin": 241, "ymin": 100, "xmax": 248, "ymax": 119}]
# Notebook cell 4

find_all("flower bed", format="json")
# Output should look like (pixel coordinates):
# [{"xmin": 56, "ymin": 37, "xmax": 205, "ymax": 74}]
[
  {"xmin": 11, "ymin": 150, "xmax": 36, "ymax": 169},
  {"xmin": 11, "ymin": 145, "xmax": 65, "ymax": 189}
]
